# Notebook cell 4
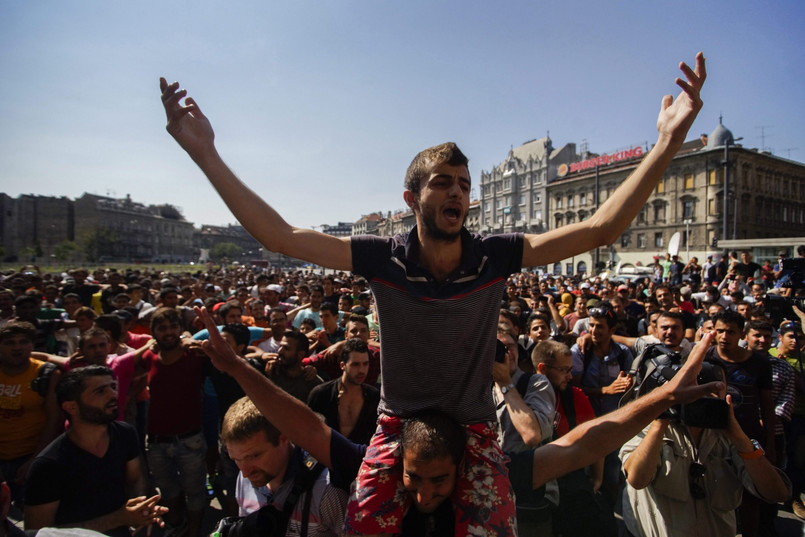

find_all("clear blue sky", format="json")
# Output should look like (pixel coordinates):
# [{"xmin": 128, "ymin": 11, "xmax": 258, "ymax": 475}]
[{"xmin": 1, "ymin": 1, "xmax": 803, "ymax": 231}]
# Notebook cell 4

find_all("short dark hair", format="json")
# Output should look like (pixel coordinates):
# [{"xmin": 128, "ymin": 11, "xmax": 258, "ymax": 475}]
[
  {"xmin": 283, "ymin": 330, "xmax": 309, "ymax": 356},
  {"xmin": 657, "ymin": 310, "xmax": 684, "ymax": 325},
  {"xmin": 78, "ymin": 327, "xmax": 110, "ymax": 350},
  {"xmin": 159, "ymin": 286, "xmax": 179, "ymax": 299},
  {"xmin": 341, "ymin": 338, "xmax": 369, "ymax": 364},
  {"xmin": 745, "ymin": 320, "xmax": 773, "ymax": 334},
  {"xmin": 268, "ymin": 307, "xmax": 287, "ymax": 318},
  {"xmin": 218, "ymin": 301, "xmax": 242, "ymax": 320},
  {"xmin": 713, "ymin": 309, "xmax": 745, "ymax": 331},
  {"xmin": 0, "ymin": 321, "xmax": 36, "ymax": 343},
  {"xmin": 404, "ymin": 143, "xmax": 469, "ymax": 195},
  {"xmin": 57, "ymin": 365, "xmax": 115, "ymax": 406},
  {"xmin": 14, "ymin": 294, "xmax": 39, "ymax": 308},
  {"xmin": 347, "ymin": 314, "xmax": 369, "ymax": 328},
  {"xmin": 310, "ymin": 284, "xmax": 324, "ymax": 296},
  {"xmin": 221, "ymin": 396, "xmax": 281, "ymax": 445},
  {"xmin": 150, "ymin": 307, "xmax": 181, "ymax": 332},
  {"xmin": 222, "ymin": 323, "xmax": 251, "ymax": 349},
  {"xmin": 320, "ymin": 302, "xmax": 338, "ymax": 316},
  {"xmin": 95, "ymin": 314, "xmax": 123, "ymax": 342},
  {"xmin": 299, "ymin": 318, "xmax": 317, "ymax": 331},
  {"xmin": 400, "ymin": 411, "xmax": 467, "ymax": 466}
]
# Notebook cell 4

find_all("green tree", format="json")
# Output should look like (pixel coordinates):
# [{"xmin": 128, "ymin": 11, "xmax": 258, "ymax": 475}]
[
  {"xmin": 54, "ymin": 240, "xmax": 81, "ymax": 263},
  {"xmin": 79, "ymin": 228, "xmax": 118, "ymax": 262},
  {"xmin": 210, "ymin": 242, "xmax": 241, "ymax": 261}
]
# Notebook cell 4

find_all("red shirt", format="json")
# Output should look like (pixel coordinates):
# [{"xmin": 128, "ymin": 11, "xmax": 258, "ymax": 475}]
[
  {"xmin": 141, "ymin": 349, "xmax": 207, "ymax": 435},
  {"xmin": 554, "ymin": 386, "xmax": 596, "ymax": 438}
]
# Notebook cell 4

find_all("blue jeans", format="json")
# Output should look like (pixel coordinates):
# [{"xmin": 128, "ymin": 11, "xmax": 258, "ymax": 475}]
[{"xmin": 147, "ymin": 431, "xmax": 208, "ymax": 511}]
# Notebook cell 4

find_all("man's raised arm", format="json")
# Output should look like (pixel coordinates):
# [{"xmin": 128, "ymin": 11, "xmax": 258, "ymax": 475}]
[
  {"xmin": 159, "ymin": 78, "xmax": 352, "ymax": 270},
  {"xmin": 194, "ymin": 306, "xmax": 334, "ymax": 467},
  {"xmin": 531, "ymin": 331, "xmax": 720, "ymax": 488},
  {"xmin": 522, "ymin": 52, "xmax": 706, "ymax": 268}
]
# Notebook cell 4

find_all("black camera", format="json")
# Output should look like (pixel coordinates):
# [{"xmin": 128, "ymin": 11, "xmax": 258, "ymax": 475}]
[
  {"xmin": 495, "ymin": 339, "xmax": 508, "ymax": 363},
  {"xmin": 625, "ymin": 345, "xmax": 728, "ymax": 428}
]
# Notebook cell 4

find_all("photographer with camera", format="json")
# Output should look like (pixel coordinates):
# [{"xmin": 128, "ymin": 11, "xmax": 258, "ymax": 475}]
[{"xmin": 619, "ymin": 362, "xmax": 790, "ymax": 537}]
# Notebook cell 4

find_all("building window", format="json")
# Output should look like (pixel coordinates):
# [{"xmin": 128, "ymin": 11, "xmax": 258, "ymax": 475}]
[
  {"xmin": 484, "ymin": 202, "xmax": 490, "ymax": 212},
  {"xmin": 555, "ymin": 197, "xmax": 562, "ymax": 210},
  {"xmin": 534, "ymin": 193, "xmax": 541, "ymax": 204},
  {"xmin": 637, "ymin": 207, "xmax": 647, "ymax": 224},
  {"xmin": 518, "ymin": 194, "xmax": 525, "ymax": 206},
  {"xmin": 684, "ymin": 173, "xmax": 694, "ymax": 190},
  {"xmin": 654, "ymin": 232, "xmax": 664, "ymax": 248},
  {"xmin": 682, "ymin": 199, "xmax": 694, "ymax": 219},
  {"xmin": 708, "ymin": 196, "xmax": 721, "ymax": 215},
  {"xmin": 555, "ymin": 215, "xmax": 563, "ymax": 228},
  {"xmin": 654, "ymin": 203, "xmax": 666, "ymax": 222},
  {"xmin": 495, "ymin": 199, "xmax": 502, "ymax": 210},
  {"xmin": 709, "ymin": 169, "xmax": 723, "ymax": 185},
  {"xmin": 503, "ymin": 178, "xmax": 511, "ymax": 190},
  {"xmin": 519, "ymin": 177, "xmax": 526, "ymax": 188},
  {"xmin": 568, "ymin": 196, "xmax": 574, "ymax": 208},
  {"xmin": 657, "ymin": 178, "xmax": 665, "ymax": 194},
  {"xmin": 579, "ymin": 192, "xmax": 587, "ymax": 206},
  {"xmin": 637, "ymin": 233, "xmax": 646, "ymax": 248},
  {"xmin": 620, "ymin": 234, "xmax": 630, "ymax": 248},
  {"xmin": 533, "ymin": 209, "xmax": 542, "ymax": 221}
]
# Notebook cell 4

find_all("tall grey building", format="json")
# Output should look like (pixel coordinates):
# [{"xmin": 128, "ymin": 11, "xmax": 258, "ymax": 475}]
[{"xmin": 479, "ymin": 136, "xmax": 576, "ymax": 236}]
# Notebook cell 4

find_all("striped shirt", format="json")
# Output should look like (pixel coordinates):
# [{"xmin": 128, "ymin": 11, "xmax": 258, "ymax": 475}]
[
  {"xmin": 351, "ymin": 227, "xmax": 523, "ymax": 423},
  {"xmin": 769, "ymin": 355, "xmax": 796, "ymax": 433}
]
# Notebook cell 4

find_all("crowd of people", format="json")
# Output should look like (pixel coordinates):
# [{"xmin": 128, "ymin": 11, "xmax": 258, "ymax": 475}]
[
  {"xmin": 2, "ymin": 50, "xmax": 800, "ymax": 537},
  {"xmin": 0, "ymin": 251, "xmax": 801, "ymax": 536}
]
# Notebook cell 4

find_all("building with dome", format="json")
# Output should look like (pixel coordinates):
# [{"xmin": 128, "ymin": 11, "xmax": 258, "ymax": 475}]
[{"xmin": 478, "ymin": 119, "xmax": 805, "ymax": 275}]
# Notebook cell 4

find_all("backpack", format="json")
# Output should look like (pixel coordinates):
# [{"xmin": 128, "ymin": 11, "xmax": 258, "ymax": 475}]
[
  {"xmin": 212, "ymin": 453, "xmax": 324, "ymax": 537},
  {"xmin": 30, "ymin": 361, "xmax": 58, "ymax": 397},
  {"xmin": 618, "ymin": 343, "xmax": 683, "ymax": 417}
]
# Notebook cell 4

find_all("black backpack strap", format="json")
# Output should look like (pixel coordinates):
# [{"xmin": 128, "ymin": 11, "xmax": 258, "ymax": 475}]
[
  {"xmin": 30, "ymin": 362, "xmax": 57, "ymax": 397},
  {"xmin": 561, "ymin": 387, "xmax": 577, "ymax": 431},
  {"xmin": 282, "ymin": 453, "xmax": 325, "ymax": 537},
  {"xmin": 515, "ymin": 373, "xmax": 534, "ymax": 398}
]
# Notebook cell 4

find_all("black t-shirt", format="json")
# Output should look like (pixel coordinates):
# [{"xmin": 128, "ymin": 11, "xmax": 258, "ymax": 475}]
[
  {"xmin": 328, "ymin": 430, "xmax": 455, "ymax": 536},
  {"xmin": 25, "ymin": 421, "xmax": 141, "ymax": 537},
  {"xmin": 61, "ymin": 283, "xmax": 101, "ymax": 307},
  {"xmin": 705, "ymin": 348, "xmax": 773, "ymax": 439},
  {"xmin": 733, "ymin": 262, "xmax": 762, "ymax": 279}
]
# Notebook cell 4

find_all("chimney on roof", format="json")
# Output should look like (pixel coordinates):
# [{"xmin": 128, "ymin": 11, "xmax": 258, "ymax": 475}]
[{"xmin": 700, "ymin": 134, "xmax": 708, "ymax": 147}]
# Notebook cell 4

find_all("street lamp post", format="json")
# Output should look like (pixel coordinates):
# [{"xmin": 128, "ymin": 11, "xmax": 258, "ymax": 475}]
[{"xmin": 683, "ymin": 219, "xmax": 692, "ymax": 261}]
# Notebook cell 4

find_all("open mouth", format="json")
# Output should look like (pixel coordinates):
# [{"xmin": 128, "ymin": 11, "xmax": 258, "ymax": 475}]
[{"xmin": 443, "ymin": 207, "xmax": 461, "ymax": 223}]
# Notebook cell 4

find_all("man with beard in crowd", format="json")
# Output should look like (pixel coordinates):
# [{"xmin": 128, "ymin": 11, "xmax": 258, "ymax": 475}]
[{"xmin": 24, "ymin": 365, "xmax": 166, "ymax": 537}]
